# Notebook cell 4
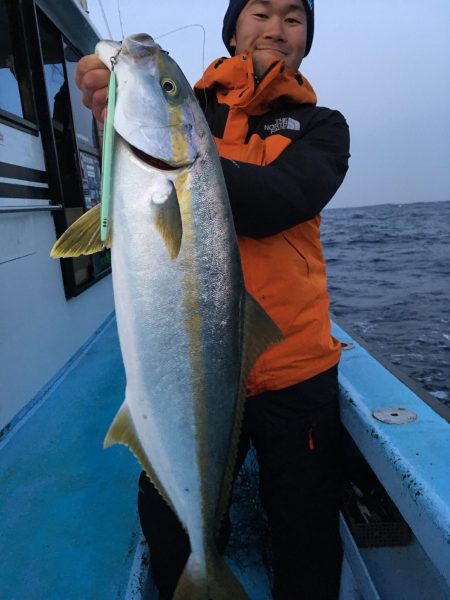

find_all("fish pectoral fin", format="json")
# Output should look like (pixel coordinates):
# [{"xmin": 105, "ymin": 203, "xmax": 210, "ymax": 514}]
[
  {"xmin": 50, "ymin": 204, "xmax": 111, "ymax": 258},
  {"xmin": 151, "ymin": 180, "xmax": 182, "ymax": 260},
  {"xmin": 215, "ymin": 292, "xmax": 284, "ymax": 529},
  {"xmin": 104, "ymin": 401, "xmax": 177, "ymax": 515}
]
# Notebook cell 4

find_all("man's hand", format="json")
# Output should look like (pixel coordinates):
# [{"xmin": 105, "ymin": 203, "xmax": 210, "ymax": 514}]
[{"xmin": 76, "ymin": 54, "xmax": 110, "ymax": 122}]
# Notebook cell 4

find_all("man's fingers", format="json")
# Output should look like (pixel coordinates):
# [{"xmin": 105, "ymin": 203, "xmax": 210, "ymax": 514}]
[
  {"xmin": 80, "ymin": 81, "xmax": 108, "ymax": 122},
  {"xmin": 75, "ymin": 54, "xmax": 107, "ymax": 89},
  {"xmin": 91, "ymin": 87, "xmax": 109, "ymax": 123},
  {"xmin": 75, "ymin": 54, "xmax": 110, "ymax": 121},
  {"xmin": 81, "ymin": 91, "xmax": 93, "ymax": 111},
  {"xmin": 82, "ymin": 68, "xmax": 110, "ymax": 95}
]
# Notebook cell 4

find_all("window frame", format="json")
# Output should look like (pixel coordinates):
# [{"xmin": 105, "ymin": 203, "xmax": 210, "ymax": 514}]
[{"xmin": 0, "ymin": 0, "xmax": 38, "ymax": 132}]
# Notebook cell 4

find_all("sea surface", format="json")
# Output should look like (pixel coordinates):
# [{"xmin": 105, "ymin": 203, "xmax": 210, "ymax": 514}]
[{"xmin": 321, "ymin": 200, "xmax": 450, "ymax": 407}]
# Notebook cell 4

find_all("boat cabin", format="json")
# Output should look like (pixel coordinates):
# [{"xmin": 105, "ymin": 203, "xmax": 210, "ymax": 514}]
[{"xmin": 0, "ymin": 0, "xmax": 113, "ymax": 432}]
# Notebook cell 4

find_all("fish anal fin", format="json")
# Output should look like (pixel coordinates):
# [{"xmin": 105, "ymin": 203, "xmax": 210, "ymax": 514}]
[
  {"xmin": 50, "ymin": 204, "xmax": 110, "ymax": 258},
  {"xmin": 104, "ymin": 401, "xmax": 176, "ymax": 514},
  {"xmin": 151, "ymin": 180, "xmax": 182, "ymax": 260},
  {"xmin": 215, "ymin": 292, "xmax": 283, "ymax": 528}
]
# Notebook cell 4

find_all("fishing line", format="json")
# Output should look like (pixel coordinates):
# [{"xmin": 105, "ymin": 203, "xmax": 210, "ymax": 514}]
[
  {"xmin": 155, "ymin": 24, "xmax": 208, "ymax": 109},
  {"xmin": 117, "ymin": 0, "xmax": 125, "ymax": 39},
  {"xmin": 97, "ymin": 0, "xmax": 112, "ymax": 38}
]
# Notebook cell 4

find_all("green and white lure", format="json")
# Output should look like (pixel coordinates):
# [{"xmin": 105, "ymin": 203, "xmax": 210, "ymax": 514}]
[{"xmin": 100, "ymin": 49, "xmax": 120, "ymax": 243}]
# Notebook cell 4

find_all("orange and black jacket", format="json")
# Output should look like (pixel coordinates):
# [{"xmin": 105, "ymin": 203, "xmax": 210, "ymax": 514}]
[{"xmin": 195, "ymin": 53, "xmax": 350, "ymax": 396}]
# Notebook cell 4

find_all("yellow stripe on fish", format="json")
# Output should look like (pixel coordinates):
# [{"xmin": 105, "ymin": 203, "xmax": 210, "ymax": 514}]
[{"xmin": 169, "ymin": 104, "xmax": 190, "ymax": 165}]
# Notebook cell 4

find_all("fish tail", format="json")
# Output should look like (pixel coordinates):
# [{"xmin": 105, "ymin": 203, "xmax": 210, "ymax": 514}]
[{"xmin": 172, "ymin": 551, "xmax": 248, "ymax": 600}]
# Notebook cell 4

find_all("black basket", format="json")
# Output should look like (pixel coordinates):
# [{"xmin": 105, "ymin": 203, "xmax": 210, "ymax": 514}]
[
  {"xmin": 342, "ymin": 454, "xmax": 412, "ymax": 548},
  {"xmin": 342, "ymin": 499, "xmax": 412, "ymax": 548}
]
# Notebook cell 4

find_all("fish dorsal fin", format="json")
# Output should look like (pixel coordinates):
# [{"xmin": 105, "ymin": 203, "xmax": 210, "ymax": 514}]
[
  {"xmin": 215, "ymin": 292, "xmax": 283, "ymax": 529},
  {"xmin": 50, "ymin": 204, "xmax": 111, "ymax": 258},
  {"xmin": 151, "ymin": 179, "xmax": 182, "ymax": 260},
  {"xmin": 104, "ymin": 401, "xmax": 177, "ymax": 516}
]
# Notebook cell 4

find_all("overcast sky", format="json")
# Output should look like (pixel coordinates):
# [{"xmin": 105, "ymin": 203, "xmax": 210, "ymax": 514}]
[{"xmin": 86, "ymin": 0, "xmax": 450, "ymax": 209}]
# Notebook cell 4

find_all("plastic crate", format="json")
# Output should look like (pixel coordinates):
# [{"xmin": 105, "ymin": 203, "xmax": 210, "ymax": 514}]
[
  {"xmin": 342, "ymin": 483, "xmax": 412, "ymax": 547},
  {"xmin": 343, "ymin": 505, "xmax": 411, "ymax": 547}
]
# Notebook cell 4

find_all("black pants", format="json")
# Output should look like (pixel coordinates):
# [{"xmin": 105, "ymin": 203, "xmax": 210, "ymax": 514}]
[{"xmin": 138, "ymin": 365, "xmax": 343, "ymax": 599}]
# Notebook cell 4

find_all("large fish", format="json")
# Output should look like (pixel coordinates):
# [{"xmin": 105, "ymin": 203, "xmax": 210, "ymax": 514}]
[{"xmin": 51, "ymin": 34, "xmax": 282, "ymax": 599}]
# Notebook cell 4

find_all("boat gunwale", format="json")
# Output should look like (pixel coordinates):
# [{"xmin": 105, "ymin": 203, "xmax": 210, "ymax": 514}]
[
  {"xmin": 332, "ymin": 314, "xmax": 450, "ymax": 423},
  {"xmin": 333, "ymin": 319, "xmax": 450, "ymax": 588}
]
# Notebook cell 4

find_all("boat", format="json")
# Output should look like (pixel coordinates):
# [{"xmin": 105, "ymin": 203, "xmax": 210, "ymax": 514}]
[
  {"xmin": 0, "ymin": 0, "xmax": 113, "ymax": 435},
  {"xmin": 1, "ymin": 1, "xmax": 449, "ymax": 598}
]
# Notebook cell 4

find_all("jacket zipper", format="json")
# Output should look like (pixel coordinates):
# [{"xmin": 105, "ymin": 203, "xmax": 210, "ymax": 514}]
[{"xmin": 253, "ymin": 60, "xmax": 279, "ymax": 90}]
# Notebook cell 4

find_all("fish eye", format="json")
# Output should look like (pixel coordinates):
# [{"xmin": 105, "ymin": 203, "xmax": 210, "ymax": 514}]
[{"xmin": 161, "ymin": 78, "xmax": 178, "ymax": 97}]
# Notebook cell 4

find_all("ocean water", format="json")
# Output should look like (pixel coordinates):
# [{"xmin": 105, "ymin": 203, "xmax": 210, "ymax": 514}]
[{"xmin": 321, "ymin": 200, "xmax": 450, "ymax": 407}]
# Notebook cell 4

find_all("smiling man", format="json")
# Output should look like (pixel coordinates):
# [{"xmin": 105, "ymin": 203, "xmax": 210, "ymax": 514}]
[
  {"xmin": 77, "ymin": 0, "xmax": 349, "ymax": 598},
  {"xmin": 230, "ymin": 0, "xmax": 309, "ymax": 75}
]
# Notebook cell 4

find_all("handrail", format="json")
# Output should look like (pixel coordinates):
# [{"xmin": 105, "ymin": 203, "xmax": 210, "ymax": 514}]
[{"xmin": 0, "ymin": 205, "xmax": 63, "ymax": 213}]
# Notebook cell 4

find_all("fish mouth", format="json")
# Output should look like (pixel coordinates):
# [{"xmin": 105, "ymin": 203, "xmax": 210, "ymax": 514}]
[{"xmin": 129, "ymin": 144, "xmax": 185, "ymax": 171}]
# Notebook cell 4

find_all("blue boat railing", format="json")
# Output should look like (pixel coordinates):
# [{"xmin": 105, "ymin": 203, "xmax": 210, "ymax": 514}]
[{"xmin": 333, "ymin": 319, "xmax": 450, "ymax": 597}]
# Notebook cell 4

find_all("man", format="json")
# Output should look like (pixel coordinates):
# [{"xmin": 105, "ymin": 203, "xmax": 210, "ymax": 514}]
[{"xmin": 77, "ymin": 1, "xmax": 350, "ymax": 597}]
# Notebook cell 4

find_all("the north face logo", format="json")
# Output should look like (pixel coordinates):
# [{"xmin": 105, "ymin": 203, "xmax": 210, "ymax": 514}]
[{"xmin": 264, "ymin": 117, "xmax": 301, "ymax": 134}]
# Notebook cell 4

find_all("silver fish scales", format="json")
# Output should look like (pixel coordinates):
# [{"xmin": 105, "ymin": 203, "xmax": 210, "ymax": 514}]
[{"xmin": 51, "ymin": 33, "xmax": 282, "ymax": 598}]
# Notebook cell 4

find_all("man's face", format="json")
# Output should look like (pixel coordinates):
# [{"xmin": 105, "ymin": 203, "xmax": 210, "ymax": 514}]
[{"xmin": 230, "ymin": 0, "xmax": 307, "ymax": 77}]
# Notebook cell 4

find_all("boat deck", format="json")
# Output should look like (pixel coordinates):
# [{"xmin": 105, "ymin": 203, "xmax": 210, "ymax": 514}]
[
  {"xmin": 0, "ymin": 316, "xmax": 141, "ymax": 599},
  {"xmin": 1, "ymin": 317, "xmax": 449, "ymax": 598},
  {"xmin": 0, "ymin": 316, "xmax": 271, "ymax": 599}
]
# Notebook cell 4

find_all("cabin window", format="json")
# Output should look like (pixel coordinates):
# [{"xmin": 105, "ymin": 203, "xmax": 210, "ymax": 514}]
[
  {"xmin": 64, "ymin": 42, "xmax": 99, "ymax": 152},
  {"xmin": 36, "ymin": 7, "xmax": 110, "ymax": 297},
  {"xmin": 0, "ymin": 11, "xmax": 23, "ymax": 117},
  {"xmin": 0, "ymin": 1, "xmax": 35, "ymax": 127}
]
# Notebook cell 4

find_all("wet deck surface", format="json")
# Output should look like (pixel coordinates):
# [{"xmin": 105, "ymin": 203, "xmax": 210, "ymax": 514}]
[{"xmin": 0, "ymin": 318, "xmax": 140, "ymax": 599}]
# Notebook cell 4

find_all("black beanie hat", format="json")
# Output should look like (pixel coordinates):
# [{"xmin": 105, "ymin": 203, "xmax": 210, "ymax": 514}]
[{"xmin": 222, "ymin": 0, "xmax": 314, "ymax": 58}]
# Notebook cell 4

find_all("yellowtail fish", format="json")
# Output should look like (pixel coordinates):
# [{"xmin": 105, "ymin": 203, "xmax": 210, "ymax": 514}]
[{"xmin": 51, "ymin": 33, "xmax": 282, "ymax": 599}]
